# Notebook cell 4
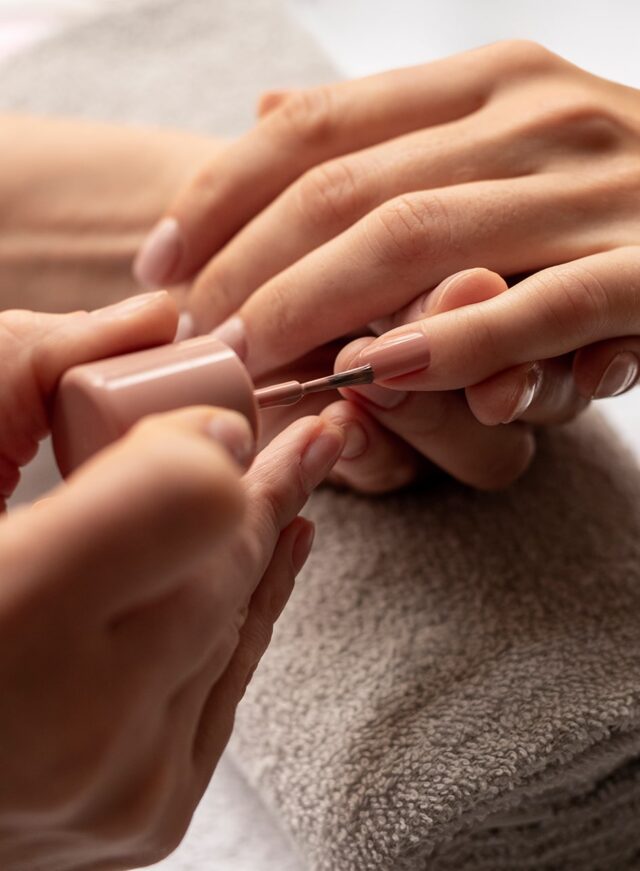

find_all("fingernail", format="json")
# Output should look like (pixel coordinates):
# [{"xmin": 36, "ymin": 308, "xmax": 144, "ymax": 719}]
[
  {"xmin": 292, "ymin": 521, "xmax": 316, "ymax": 574},
  {"xmin": 344, "ymin": 384, "xmax": 408, "ymax": 410},
  {"xmin": 300, "ymin": 426, "xmax": 345, "ymax": 492},
  {"xmin": 339, "ymin": 421, "xmax": 368, "ymax": 459},
  {"xmin": 502, "ymin": 363, "xmax": 543, "ymax": 424},
  {"xmin": 593, "ymin": 352, "xmax": 640, "ymax": 399},
  {"xmin": 359, "ymin": 331, "xmax": 430, "ymax": 380},
  {"xmin": 210, "ymin": 316, "xmax": 247, "ymax": 361},
  {"xmin": 206, "ymin": 414, "xmax": 255, "ymax": 469},
  {"xmin": 133, "ymin": 217, "xmax": 182, "ymax": 289},
  {"xmin": 174, "ymin": 310, "xmax": 195, "ymax": 342},
  {"xmin": 91, "ymin": 290, "xmax": 169, "ymax": 319},
  {"xmin": 424, "ymin": 269, "xmax": 476, "ymax": 313}
]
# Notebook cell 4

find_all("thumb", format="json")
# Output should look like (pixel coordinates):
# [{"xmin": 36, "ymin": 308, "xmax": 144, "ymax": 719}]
[
  {"xmin": 33, "ymin": 291, "xmax": 178, "ymax": 394},
  {"xmin": 0, "ymin": 292, "xmax": 177, "ymax": 488},
  {"xmin": 2, "ymin": 406, "xmax": 251, "ymax": 617}
]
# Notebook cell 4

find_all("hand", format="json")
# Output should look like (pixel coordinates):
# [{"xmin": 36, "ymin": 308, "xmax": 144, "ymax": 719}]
[
  {"xmin": 339, "ymin": 250, "xmax": 640, "ymax": 410},
  {"xmin": 0, "ymin": 295, "xmax": 345, "ymax": 869},
  {"xmin": 134, "ymin": 40, "xmax": 640, "ymax": 379}
]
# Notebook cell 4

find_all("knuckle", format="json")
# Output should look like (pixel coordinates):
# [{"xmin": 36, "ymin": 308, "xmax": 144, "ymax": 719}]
[
  {"xmin": 524, "ymin": 93, "xmax": 626, "ymax": 152},
  {"xmin": 531, "ymin": 266, "xmax": 611, "ymax": 342},
  {"xmin": 491, "ymin": 39, "xmax": 557, "ymax": 72},
  {"xmin": 367, "ymin": 193, "xmax": 451, "ymax": 268},
  {"xmin": 295, "ymin": 158, "xmax": 367, "ymax": 228},
  {"xmin": 274, "ymin": 86, "xmax": 336, "ymax": 145}
]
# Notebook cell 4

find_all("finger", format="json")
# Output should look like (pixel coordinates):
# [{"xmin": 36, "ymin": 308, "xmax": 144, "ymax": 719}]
[
  {"xmin": 33, "ymin": 291, "xmax": 178, "ymax": 393},
  {"xmin": 370, "ymin": 267, "xmax": 509, "ymax": 336},
  {"xmin": 2, "ymin": 407, "xmax": 250, "ymax": 616},
  {"xmin": 466, "ymin": 357, "xmax": 589, "ymax": 426},
  {"xmin": 239, "ymin": 416, "xmax": 345, "ymax": 582},
  {"xmin": 573, "ymin": 338, "xmax": 640, "ymax": 399},
  {"xmin": 256, "ymin": 89, "xmax": 293, "ymax": 118},
  {"xmin": 213, "ymin": 174, "xmax": 605, "ymax": 377},
  {"xmin": 320, "ymin": 399, "xmax": 421, "ymax": 493},
  {"xmin": 335, "ymin": 340, "xmax": 535, "ymax": 491},
  {"xmin": 135, "ymin": 43, "xmax": 537, "ymax": 289},
  {"xmin": 352, "ymin": 246, "xmax": 640, "ymax": 392},
  {"xmin": 0, "ymin": 292, "xmax": 178, "ymax": 474},
  {"xmin": 188, "ymin": 116, "xmax": 520, "ymax": 329},
  {"xmin": 190, "ymin": 517, "xmax": 314, "ymax": 778}
]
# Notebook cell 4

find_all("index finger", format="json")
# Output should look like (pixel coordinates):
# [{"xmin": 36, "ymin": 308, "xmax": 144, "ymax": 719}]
[
  {"xmin": 133, "ymin": 43, "xmax": 531, "ymax": 290},
  {"xmin": 356, "ymin": 247, "xmax": 640, "ymax": 391}
]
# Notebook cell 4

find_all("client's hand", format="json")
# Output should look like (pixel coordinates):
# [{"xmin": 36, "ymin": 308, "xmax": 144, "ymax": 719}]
[
  {"xmin": 0, "ymin": 294, "xmax": 343, "ymax": 870},
  {"xmin": 133, "ymin": 40, "xmax": 640, "ymax": 490}
]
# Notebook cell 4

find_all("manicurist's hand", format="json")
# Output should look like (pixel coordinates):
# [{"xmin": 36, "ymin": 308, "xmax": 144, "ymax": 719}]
[{"xmin": 0, "ymin": 293, "xmax": 344, "ymax": 870}]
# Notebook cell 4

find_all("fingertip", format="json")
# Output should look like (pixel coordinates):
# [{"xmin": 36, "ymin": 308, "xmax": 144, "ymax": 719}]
[{"xmin": 133, "ymin": 217, "xmax": 183, "ymax": 290}]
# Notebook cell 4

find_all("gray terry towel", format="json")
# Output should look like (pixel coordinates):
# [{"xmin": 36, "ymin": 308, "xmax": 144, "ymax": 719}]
[{"xmin": 230, "ymin": 410, "xmax": 640, "ymax": 870}]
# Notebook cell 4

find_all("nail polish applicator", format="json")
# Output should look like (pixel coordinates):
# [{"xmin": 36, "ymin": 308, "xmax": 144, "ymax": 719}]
[{"xmin": 51, "ymin": 336, "xmax": 374, "ymax": 476}]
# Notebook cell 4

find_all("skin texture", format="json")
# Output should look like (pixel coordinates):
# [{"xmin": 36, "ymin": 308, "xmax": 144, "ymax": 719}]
[
  {"xmin": 0, "ymin": 292, "xmax": 345, "ymax": 870},
  {"xmin": 140, "ymin": 40, "xmax": 640, "ymax": 491}
]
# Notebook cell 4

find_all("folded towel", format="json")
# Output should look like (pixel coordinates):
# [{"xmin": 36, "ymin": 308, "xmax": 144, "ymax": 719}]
[{"xmin": 230, "ymin": 411, "xmax": 640, "ymax": 870}]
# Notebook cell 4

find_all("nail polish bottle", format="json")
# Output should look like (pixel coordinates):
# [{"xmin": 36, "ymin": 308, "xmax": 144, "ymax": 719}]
[{"xmin": 52, "ymin": 337, "xmax": 259, "ymax": 477}]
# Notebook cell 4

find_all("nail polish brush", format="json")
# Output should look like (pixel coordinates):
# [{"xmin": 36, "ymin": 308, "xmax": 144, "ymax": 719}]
[{"xmin": 51, "ymin": 337, "xmax": 375, "ymax": 477}]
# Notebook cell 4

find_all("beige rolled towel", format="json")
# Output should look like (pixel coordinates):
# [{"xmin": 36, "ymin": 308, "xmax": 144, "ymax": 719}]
[{"xmin": 230, "ymin": 411, "xmax": 640, "ymax": 870}]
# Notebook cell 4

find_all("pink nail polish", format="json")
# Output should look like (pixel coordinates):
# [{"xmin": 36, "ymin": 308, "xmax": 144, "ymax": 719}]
[
  {"xmin": 359, "ymin": 331, "xmax": 430, "ymax": 381},
  {"xmin": 206, "ymin": 414, "xmax": 255, "ymax": 469},
  {"xmin": 344, "ymin": 384, "xmax": 408, "ymax": 410},
  {"xmin": 593, "ymin": 352, "xmax": 639, "ymax": 399},
  {"xmin": 339, "ymin": 421, "xmax": 368, "ymax": 459},
  {"xmin": 501, "ymin": 364, "xmax": 543, "ymax": 424},
  {"xmin": 300, "ymin": 428, "xmax": 345, "ymax": 492},
  {"xmin": 210, "ymin": 316, "xmax": 247, "ymax": 361},
  {"xmin": 133, "ymin": 217, "xmax": 182, "ymax": 289}
]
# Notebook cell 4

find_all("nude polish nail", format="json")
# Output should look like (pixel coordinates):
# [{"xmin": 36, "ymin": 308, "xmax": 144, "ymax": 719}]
[
  {"xmin": 359, "ymin": 331, "xmax": 430, "ymax": 380},
  {"xmin": 339, "ymin": 421, "xmax": 368, "ymax": 459},
  {"xmin": 211, "ymin": 316, "xmax": 247, "ymax": 361},
  {"xmin": 90, "ymin": 290, "xmax": 168, "ymax": 319},
  {"xmin": 593, "ymin": 352, "xmax": 639, "ymax": 399},
  {"xmin": 300, "ymin": 427, "xmax": 345, "ymax": 492},
  {"xmin": 133, "ymin": 217, "xmax": 182, "ymax": 289},
  {"xmin": 206, "ymin": 414, "xmax": 255, "ymax": 469},
  {"xmin": 344, "ymin": 384, "xmax": 408, "ymax": 410},
  {"xmin": 502, "ymin": 363, "xmax": 542, "ymax": 424}
]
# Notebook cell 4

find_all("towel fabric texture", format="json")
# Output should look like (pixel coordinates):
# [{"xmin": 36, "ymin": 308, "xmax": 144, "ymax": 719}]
[
  {"xmin": 2, "ymin": 2, "xmax": 640, "ymax": 869},
  {"xmin": 232, "ymin": 412, "xmax": 640, "ymax": 869}
]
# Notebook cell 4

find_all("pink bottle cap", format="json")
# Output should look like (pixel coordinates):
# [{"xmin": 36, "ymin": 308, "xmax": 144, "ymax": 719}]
[{"xmin": 52, "ymin": 337, "xmax": 258, "ymax": 477}]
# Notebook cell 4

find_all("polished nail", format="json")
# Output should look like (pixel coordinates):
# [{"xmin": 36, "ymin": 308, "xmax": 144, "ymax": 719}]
[
  {"xmin": 593, "ymin": 352, "xmax": 640, "ymax": 399},
  {"xmin": 210, "ymin": 316, "xmax": 247, "ymax": 361},
  {"xmin": 300, "ymin": 426, "xmax": 345, "ymax": 492},
  {"xmin": 133, "ymin": 217, "xmax": 182, "ymax": 289},
  {"xmin": 206, "ymin": 414, "xmax": 255, "ymax": 469},
  {"xmin": 91, "ymin": 290, "xmax": 168, "ymax": 319},
  {"xmin": 425, "ymin": 269, "xmax": 477, "ymax": 313},
  {"xmin": 174, "ymin": 310, "xmax": 195, "ymax": 342},
  {"xmin": 502, "ymin": 363, "xmax": 543, "ymax": 424},
  {"xmin": 344, "ymin": 384, "xmax": 408, "ymax": 410},
  {"xmin": 359, "ymin": 331, "xmax": 430, "ymax": 380},
  {"xmin": 292, "ymin": 521, "xmax": 316, "ymax": 574},
  {"xmin": 339, "ymin": 421, "xmax": 368, "ymax": 459}
]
